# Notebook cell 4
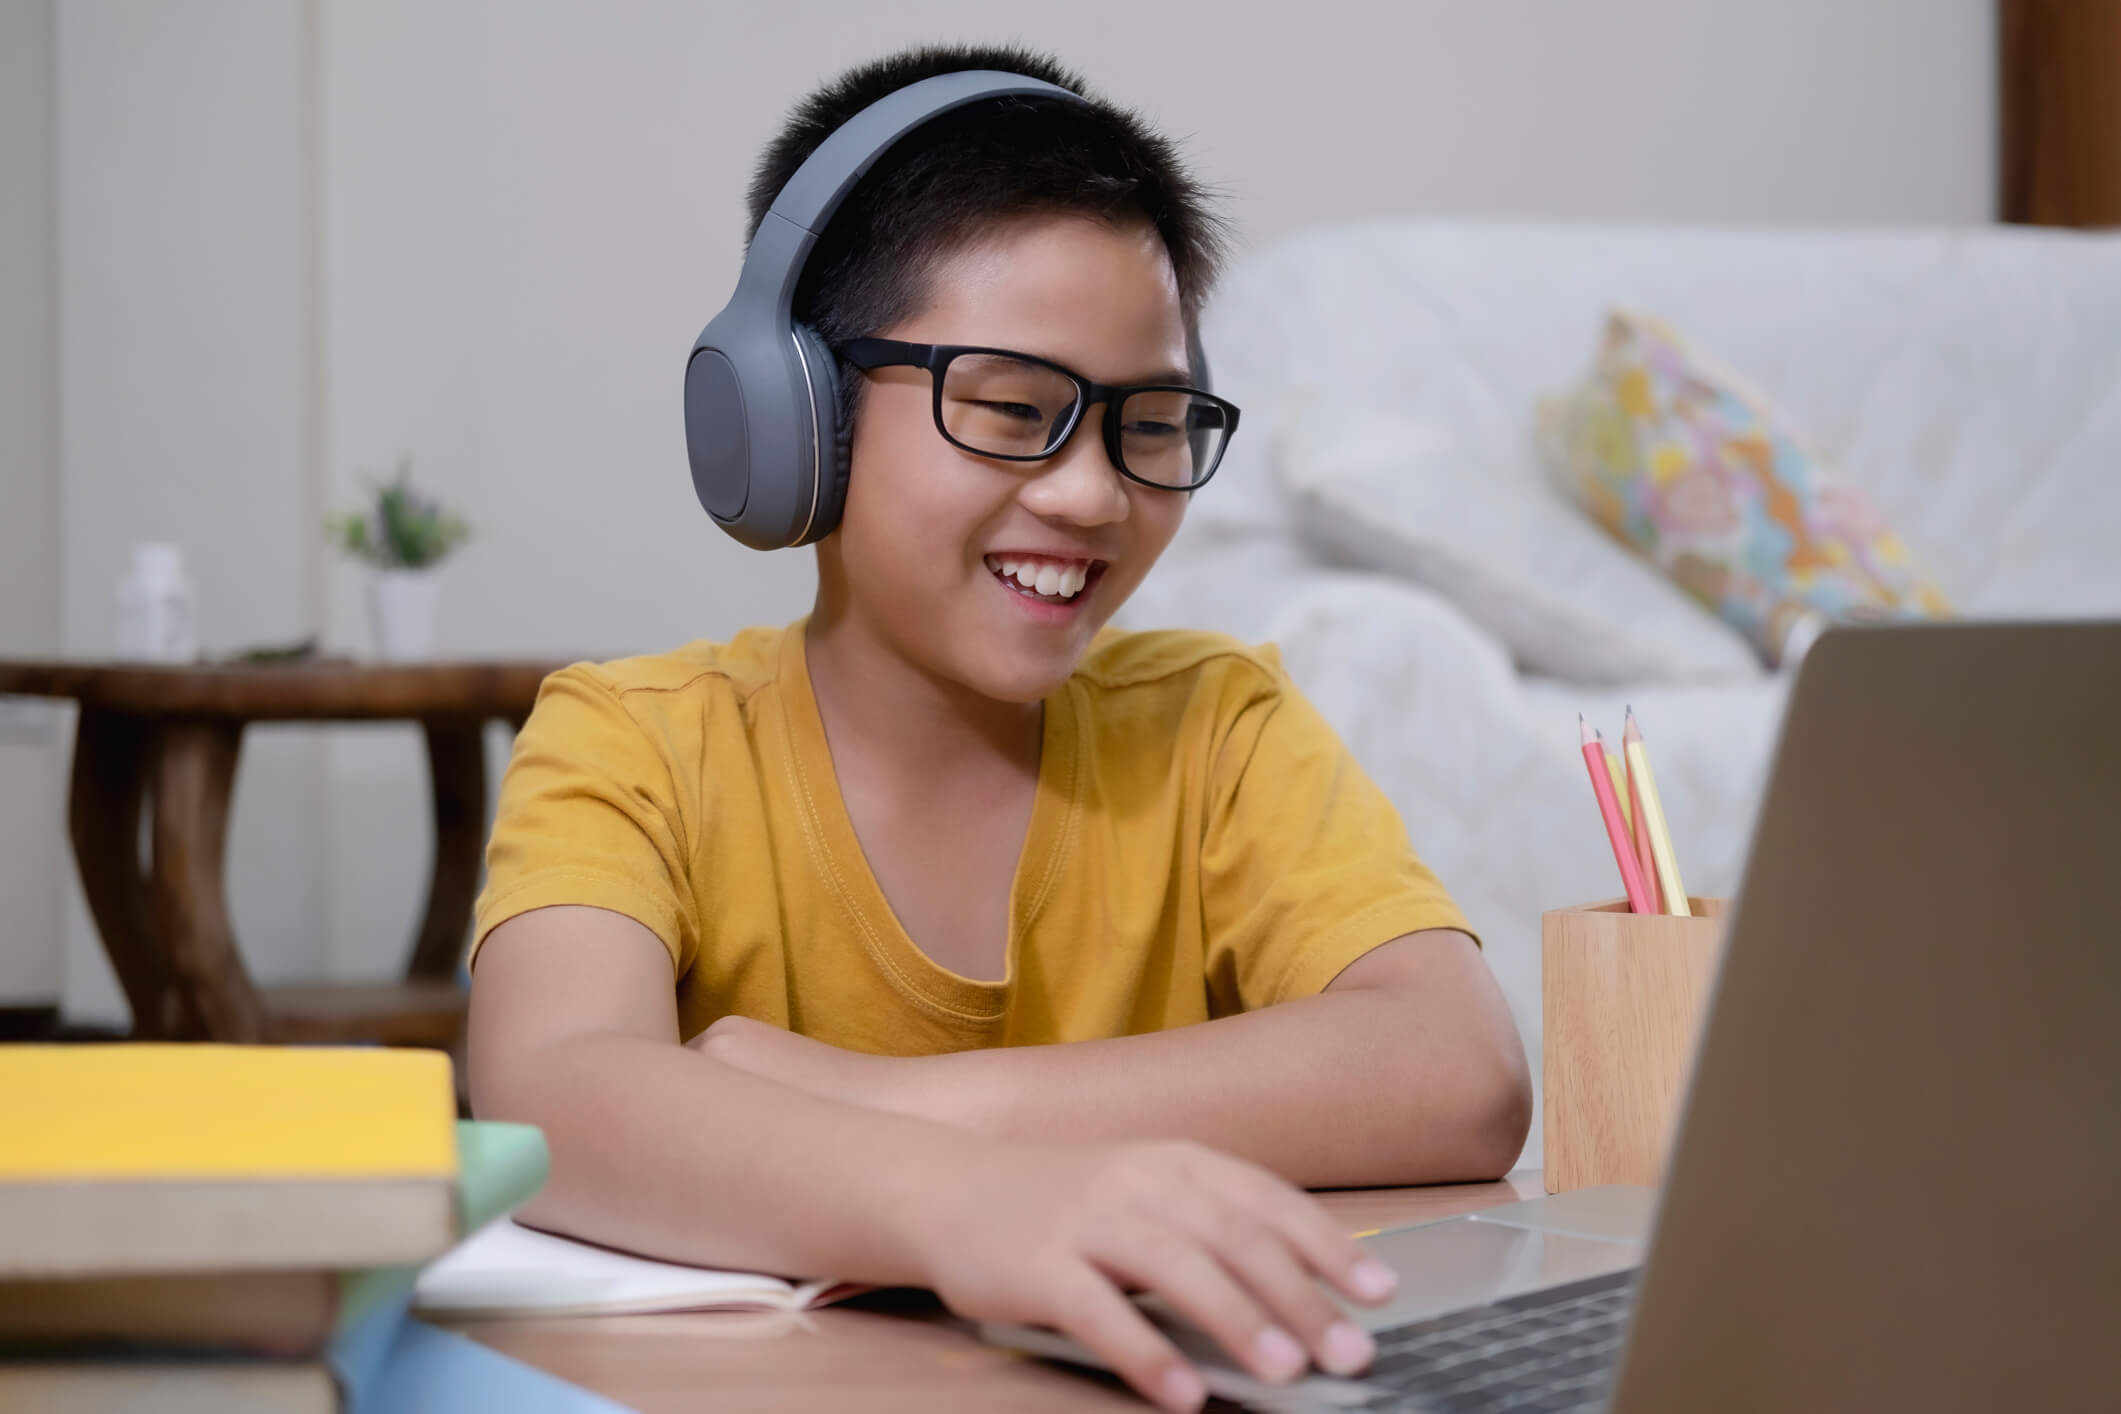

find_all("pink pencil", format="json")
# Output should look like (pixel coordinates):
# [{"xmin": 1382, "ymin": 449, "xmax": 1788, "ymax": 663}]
[
  {"xmin": 1623, "ymin": 706, "xmax": 1663, "ymax": 913},
  {"xmin": 1581, "ymin": 715, "xmax": 1655, "ymax": 913}
]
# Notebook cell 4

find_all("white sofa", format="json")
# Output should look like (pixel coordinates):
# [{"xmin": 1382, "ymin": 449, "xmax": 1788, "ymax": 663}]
[{"xmin": 1117, "ymin": 222, "xmax": 2121, "ymax": 1162}]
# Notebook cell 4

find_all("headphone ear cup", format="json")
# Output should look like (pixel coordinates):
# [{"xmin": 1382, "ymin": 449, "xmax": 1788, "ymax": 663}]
[{"xmin": 793, "ymin": 322, "xmax": 850, "ymax": 544}]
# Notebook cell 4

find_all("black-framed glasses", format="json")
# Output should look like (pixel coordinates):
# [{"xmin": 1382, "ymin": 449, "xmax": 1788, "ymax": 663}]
[{"xmin": 837, "ymin": 338, "xmax": 1240, "ymax": 491}]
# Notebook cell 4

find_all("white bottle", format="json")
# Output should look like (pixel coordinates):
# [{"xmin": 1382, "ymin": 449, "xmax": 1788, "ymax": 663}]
[{"xmin": 116, "ymin": 543, "xmax": 198, "ymax": 662}]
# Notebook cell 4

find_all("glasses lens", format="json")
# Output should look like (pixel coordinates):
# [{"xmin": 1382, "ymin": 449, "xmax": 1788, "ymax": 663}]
[
  {"xmin": 938, "ymin": 353, "xmax": 1081, "ymax": 458},
  {"xmin": 1116, "ymin": 390, "xmax": 1232, "ymax": 488}
]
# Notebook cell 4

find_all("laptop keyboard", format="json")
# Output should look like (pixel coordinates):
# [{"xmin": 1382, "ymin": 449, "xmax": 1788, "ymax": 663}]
[{"xmin": 1347, "ymin": 1268, "xmax": 1637, "ymax": 1413}]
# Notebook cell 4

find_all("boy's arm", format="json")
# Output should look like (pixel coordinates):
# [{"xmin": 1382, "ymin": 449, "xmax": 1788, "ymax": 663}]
[
  {"xmin": 696, "ymin": 929, "xmax": 1531, "ymax": 1189},
  {"xmin": 469, "ymin": 905, "xmax": 969, "ymax": 1281},
  {"xmin": 470, "ymin": 904, "xmax": 1403, "ymax": 1413}
]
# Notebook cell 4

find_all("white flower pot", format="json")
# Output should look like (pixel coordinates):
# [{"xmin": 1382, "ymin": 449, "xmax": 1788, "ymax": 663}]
[{"xmin": 367, "ymin": 568, "xmax": 443, "ymax": 661}]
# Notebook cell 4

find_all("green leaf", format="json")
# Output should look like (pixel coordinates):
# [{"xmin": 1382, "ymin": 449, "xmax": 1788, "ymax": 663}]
[{"xmin": 326, "ymin": 457, "xmax": 472, "ymax": 569}]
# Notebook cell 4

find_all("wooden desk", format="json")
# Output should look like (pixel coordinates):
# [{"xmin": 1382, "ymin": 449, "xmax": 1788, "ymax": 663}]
[
  {"xmin": 0, "ymin": 658, "xmax": 565, "ymax": 1046},
  {"xmin": 442, "ymin": 1171, "xmax": 1548, "ymax": 1413}
]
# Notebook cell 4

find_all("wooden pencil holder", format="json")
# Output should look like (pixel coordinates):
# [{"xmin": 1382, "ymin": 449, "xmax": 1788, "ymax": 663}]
[{"xmin": 1542, "ymin": 897, "xmax": 1729, "ymax": 1193}]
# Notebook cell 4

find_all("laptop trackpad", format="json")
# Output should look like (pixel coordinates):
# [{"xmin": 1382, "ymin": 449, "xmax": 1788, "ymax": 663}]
[{"xmin": 1346, "ymin": 1218, "xmax": 1641, "ymax": 1332}]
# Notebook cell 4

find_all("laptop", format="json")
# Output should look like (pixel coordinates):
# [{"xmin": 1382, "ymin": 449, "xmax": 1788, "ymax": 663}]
[{"xmin": 984, "ymin": 622, "xmax": 2121, "ymax": 1412}]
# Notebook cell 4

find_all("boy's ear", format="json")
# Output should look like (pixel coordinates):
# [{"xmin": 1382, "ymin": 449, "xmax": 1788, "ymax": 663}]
[{"xmin": 814, "ymin": 339, "xmax": 857, "ymax": 541}]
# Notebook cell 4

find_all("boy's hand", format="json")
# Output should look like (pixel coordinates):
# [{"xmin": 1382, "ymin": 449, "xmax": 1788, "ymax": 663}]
[
  {"xmin": 905, "ymin": 1137, "xmax": 1397, "ymax": 1413},
  {"xmin": 689, "ymin": 1019, "xmax": 1399, "ymax": 1408}
]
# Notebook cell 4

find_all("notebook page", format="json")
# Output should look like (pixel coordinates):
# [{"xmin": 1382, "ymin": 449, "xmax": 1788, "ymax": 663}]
[{"xmin": 413, "ymin": 1220, "xmax": 836, "ymax": 1318}]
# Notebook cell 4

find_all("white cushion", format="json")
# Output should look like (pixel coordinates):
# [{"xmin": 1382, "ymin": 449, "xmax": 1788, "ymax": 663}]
[{"xmin": 1275, "ymin": 402, "xmax": 1762, "ymax": 684}]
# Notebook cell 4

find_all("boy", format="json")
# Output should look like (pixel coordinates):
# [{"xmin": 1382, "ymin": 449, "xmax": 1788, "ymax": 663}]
[{"xmin": 468, "ymin": 43, "xmax": 1529, "ymax": 1414}]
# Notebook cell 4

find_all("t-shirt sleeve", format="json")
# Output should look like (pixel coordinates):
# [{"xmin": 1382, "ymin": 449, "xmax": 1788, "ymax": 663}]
[
  {"xmin": 1199, "ymin": 655, "xmax": 1473, "ymax": 1015},
  {"xmin": 469, "ymin": 665, "xmax": 700, "ymax": 976}
]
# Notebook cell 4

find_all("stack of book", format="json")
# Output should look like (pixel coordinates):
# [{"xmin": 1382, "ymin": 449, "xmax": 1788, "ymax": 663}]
[{"xmin": 0, "ymin": 1044, "xmax": 551, "ymax": 1412}]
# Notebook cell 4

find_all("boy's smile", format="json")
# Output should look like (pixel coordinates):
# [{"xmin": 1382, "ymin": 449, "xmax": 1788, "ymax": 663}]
[
  {"xmin": 817, "ymin": 213, "xmax": 1193, "ymax": 706},
  {"xmin": 983, "ymin": 553, "xmax": 1106, "ymax": 612}
]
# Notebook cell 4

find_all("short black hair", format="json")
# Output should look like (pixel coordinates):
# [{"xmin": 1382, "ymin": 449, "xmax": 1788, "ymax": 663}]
[{"xmin": 746, "ymin": 43, "xmax": 1229, "ymax": 408}]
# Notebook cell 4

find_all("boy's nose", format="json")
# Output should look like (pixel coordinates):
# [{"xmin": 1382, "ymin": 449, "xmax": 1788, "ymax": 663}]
[{"xmin": 1021, "ymin": 403, "xmax": 1130, "ymax": 527}]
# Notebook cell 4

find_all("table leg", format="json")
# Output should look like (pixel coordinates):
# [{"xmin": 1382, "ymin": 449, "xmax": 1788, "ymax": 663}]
[
  {"xmin": 150, "ymin": 719, "xmax": 269, "ymax": 1042},
  {"xmin": 408, "ymin": 718, "xmax": 486, "ymax": 980},
  {"xmin": 67, "ymin": 709, "xmax": 196, "ymax": 1037}
]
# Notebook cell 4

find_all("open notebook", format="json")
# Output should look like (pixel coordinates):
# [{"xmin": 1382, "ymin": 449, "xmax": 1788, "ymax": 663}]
[{"xmin": 412, "ymin": 1220, "xmax": 863, "ymax": 1319}]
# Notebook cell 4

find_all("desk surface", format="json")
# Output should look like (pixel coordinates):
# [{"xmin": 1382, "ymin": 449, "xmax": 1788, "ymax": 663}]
[{"xmin": 442, "ymin": 1170, "xmax": 1548, "ymax": 1413}]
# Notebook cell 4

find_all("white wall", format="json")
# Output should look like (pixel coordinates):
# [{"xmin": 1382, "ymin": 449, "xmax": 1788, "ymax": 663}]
[
  {"xmin": 53, "ymin": 0, "xmax": 328, "ymax": 1018},
  {"xmin": 0, "ymin": 0, "xmax": 64, "ymax": 1003},
  {"xmin": 31, "ymin": 0, "xmax": 1995, "ymax": 1017}
]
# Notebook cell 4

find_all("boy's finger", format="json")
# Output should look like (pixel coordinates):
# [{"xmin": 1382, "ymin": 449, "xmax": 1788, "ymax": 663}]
[
  {"xmin": 1176, "ymin": 1201, "xmax": 1372, "ymax": 1378},
  {"xmin": 1043, "ymin": 1265, "xmax": 1206, "ymax": 1414},
  {"xmin": 1092, "ymin": 1224, "xmax": 1305, "ymax": 1386},
  {"xmin": 1227, "ymin": 1169, "xmax": 1399, "ymax": 1307}
]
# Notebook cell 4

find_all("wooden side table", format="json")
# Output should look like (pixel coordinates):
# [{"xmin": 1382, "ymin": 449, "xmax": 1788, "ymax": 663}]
[{"xmin": 0, "ymin": 659, "xmax": 570, "ymax": 1048}]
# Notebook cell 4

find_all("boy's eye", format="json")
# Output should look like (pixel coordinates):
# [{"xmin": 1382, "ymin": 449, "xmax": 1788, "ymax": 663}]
[
  {"xmin": 1122, "ymin": 418, "xmax": 1182, "ymax": 440},
  {"xmin": 937, "ymin": 354, "xmax": 1082, "ymax": 456},
  {"xmin": 973, "ymin": 400, "xmax": 1045, "ymax": 423},
  {"xmin": 942, "ymin": 394, "xmax": 1070, "ymax": 456}
]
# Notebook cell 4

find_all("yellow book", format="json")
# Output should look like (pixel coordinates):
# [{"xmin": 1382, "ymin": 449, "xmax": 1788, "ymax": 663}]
[{"xmin": 0, "ymin": 1045, "xmax": 458, "ymax": 1277}]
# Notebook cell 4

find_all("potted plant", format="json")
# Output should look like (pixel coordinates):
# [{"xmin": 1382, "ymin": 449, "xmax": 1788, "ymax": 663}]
[{"xmin": 328, "ymin": 458, "xmax": 471, "ymax": 661}]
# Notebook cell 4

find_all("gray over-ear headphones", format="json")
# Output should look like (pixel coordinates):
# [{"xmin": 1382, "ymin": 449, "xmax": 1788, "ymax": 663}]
[{"xmin": 684, "ymin": 70, "xmax": 1209, "ymax": 550}]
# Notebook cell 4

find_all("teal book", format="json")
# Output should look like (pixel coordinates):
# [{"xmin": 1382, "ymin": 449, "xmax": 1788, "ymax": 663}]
[{"xmin": 330, "ymin": 1121, "xmax": 551, "ymax": 1398}]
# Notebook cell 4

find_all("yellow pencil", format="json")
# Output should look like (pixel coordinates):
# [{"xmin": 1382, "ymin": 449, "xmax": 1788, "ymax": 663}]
[{"xmin": 1623, "ymin": 709, "xmax": 1690, "ymax": 917}]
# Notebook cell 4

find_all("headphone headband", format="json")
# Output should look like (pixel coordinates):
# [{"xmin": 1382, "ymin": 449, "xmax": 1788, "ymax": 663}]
[
  {"xmin": 770, "ymin": 72, "xmax": 1082, "ymax": 236},
  {"xmin": 689, "ymin": 70, "xmax": 1198, "ymax": 552},
  {"xmin": 723, "ymin": 72, "xmax": 1087, "ymax": 334}
]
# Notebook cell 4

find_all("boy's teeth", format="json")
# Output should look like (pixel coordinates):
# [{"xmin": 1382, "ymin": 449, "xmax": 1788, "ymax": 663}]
[{"xmin": 984, "ymin": 554, "xmax": 1092, "ymax": 600}]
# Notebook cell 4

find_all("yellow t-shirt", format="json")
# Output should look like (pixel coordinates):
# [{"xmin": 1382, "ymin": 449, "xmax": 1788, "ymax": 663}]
[{"xmin": 472, "ymin": 620, "xmax": 1470, "ymax": 1051}]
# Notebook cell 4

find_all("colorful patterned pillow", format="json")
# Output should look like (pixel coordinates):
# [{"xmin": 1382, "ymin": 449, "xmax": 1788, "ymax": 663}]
[{"xmin": 1540, "ymin": 311, "xmax": 1951, "ymax": 666}]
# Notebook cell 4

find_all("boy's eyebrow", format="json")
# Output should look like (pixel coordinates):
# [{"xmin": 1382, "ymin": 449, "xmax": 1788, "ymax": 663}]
[
  {"xmin": 1137, "ymin": 365, "xmax": 1194, "ymax": 386},
  {"xmin": 1004, "ymin": 346, "xmax": 1193, "ymax": 387},
  {"xmin": 1062, "ymin": 359, "xmax": 1194, "ymax": 387}
]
